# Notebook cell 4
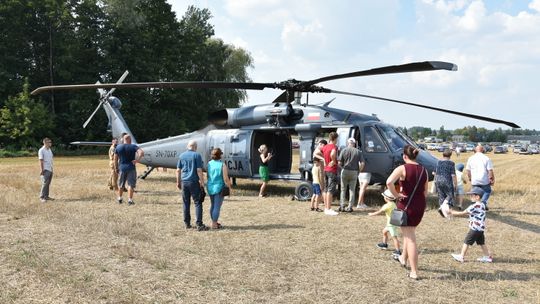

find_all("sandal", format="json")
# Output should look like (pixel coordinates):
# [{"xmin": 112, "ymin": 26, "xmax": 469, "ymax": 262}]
[
  {"xmin": 315, "ymin": 208, "xmax": 323, "ymax": 212},
  {"xmin": 407, "ymin": 272, "xmax": 419, "ymax": 280}
]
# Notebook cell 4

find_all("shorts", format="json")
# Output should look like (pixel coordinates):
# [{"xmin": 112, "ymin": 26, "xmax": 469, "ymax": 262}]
[
  {"xmin": 312, "ymin": 183, "xmax": 321, "ymax": 195},
  {"xmin": 385, "ymin": 225, "xmax": 399, "ymax": 237},
  {"xmin": 358, "ymin": 172, "xmax": 371, "ymax": 184},
  {"xmin": 464, "ymin": 229, "xmax": 485, "ymax": 245},
  {"xmin": 259, "ymin": 165, "xmax": 270, "ymax": 182},
  {"xmin": 324, "ymin": 171, "xmax": 338, "ymax": 194},
  {"xmin": 118, "ymin": 169, "xmax": 137, "ymax": 189}
]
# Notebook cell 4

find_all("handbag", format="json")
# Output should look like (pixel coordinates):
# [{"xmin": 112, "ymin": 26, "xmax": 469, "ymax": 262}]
[
  {"xmin": 389, "ymin": 168, "xmax": 425, "ymax": 226},
  {"xmin": 220, "ymin": 186, "xmax": 230, "ymax": 197},
  {"xmin": 199, "ymin": 186, "xmax": 206, "ymax": 203}
]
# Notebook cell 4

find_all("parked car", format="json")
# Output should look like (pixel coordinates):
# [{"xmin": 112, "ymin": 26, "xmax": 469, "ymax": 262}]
[
  {"xmin": 493, "ymin": 146, "xmax": 507, "ymax": 154},
  {"xmin": 518, "ymin": 145, "xmax": 532, "ymax": 155},
  {"xmin": 528, "ymin": 145, "xmax": 539, "ymax": 154},
  {"xmin": 513, "ymin": 144, "xmax": 522, "ymax": 153},
  {"xmin": 437, "ymin": 144, "xmax": 450, "ymax": 152}
]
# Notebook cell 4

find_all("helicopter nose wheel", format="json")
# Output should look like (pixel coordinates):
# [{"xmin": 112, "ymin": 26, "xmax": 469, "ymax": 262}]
[{"xmin": 294, "ymin": 181, "xmax": 313, "ymax": 201}]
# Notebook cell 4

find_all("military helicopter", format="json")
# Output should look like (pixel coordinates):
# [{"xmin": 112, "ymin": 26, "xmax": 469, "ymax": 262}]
[{"xmin": 32, "ymin": 61, "xmax": 519, "ymax": 200}]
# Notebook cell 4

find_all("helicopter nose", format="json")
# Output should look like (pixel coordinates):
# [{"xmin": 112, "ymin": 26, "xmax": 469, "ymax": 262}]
[{"xmin": 416, "ymin": 150, "xmax": 438, "ymax": 181}]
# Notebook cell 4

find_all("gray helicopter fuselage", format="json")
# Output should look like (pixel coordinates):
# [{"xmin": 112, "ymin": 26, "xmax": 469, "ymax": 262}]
[{"xmin": 106, "ymin": 101, "xmax": 438, "ymax": 185}]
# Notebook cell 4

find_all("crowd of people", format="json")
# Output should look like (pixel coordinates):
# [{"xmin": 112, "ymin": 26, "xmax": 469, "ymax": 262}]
[{"xmin": 37, "ymin": 133, "xmax": 496, "ymax": 280}]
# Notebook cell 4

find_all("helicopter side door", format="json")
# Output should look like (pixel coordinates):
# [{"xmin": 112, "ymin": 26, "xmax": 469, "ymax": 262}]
[
  {"xmin": 228, "ymin": 131, "xmax": 252, "ymax": 177},
  {"xmin": 207, "ymin": 129, "xmax": 252, "ymax": 177}
]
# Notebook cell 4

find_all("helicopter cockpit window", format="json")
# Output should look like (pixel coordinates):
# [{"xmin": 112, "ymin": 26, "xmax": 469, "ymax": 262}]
[
  {"xmin": 377, "ymin": 125, "xmax": 409, "ymax": 151},
  {"xmin": 395, "ymin": 128, "xmax": 418, "ymax": 147},
  {"xmin": 363, "ymin": 127, "xmax": 387, "ymax": 153}
]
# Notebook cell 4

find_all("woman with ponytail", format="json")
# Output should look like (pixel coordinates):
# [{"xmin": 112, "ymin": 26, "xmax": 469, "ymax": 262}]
[{"xmin": 386, "ymin": 145, "xmax": 429, "ymax": 280}]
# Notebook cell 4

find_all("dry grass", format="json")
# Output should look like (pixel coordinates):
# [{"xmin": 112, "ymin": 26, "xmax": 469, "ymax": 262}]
[{"xmin": 0, "ymin": 152, "xmax": 539, "ymax": 303}]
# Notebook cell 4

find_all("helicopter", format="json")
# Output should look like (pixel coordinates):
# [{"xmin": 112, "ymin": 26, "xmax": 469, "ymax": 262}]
[{"xmin": 32, "ymin": 61, "xmax": 520, "ymax": 200}]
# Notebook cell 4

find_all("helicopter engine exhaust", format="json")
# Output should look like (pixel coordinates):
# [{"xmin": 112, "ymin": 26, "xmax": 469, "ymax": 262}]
[{"xmin": 208, "ymin": 103, "xmax": 302, "ymax": 127}]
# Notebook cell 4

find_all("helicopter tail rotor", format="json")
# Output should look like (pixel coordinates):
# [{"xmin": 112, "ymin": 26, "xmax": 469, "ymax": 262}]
[{"xmin": 82, "ymin": 71, "xmax": 129, "ymax": 128}]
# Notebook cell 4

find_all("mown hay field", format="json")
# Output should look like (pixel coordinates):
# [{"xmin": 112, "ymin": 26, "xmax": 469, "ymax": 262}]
[{"xmin": 0, "ymin": 151, "xmax": 539, "ymax": 303}]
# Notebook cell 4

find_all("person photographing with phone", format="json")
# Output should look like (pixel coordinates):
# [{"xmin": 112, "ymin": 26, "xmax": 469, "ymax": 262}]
[{"xmin": 258, "ymin": 144, "xmax": 273, "ymax": 197}]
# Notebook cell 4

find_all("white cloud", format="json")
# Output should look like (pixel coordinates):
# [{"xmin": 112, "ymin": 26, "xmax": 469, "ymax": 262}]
[
  {"xmin": 167, "ymin": 0, "xmax": 538, "ymax": 129},
  {"xmin": 530, "ymin": 0, "xmax": 540, "ymax": 12}
]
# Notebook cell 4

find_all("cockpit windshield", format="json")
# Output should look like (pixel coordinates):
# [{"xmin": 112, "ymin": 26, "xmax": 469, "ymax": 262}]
[
  {"xmin": 395, "ymin": 127, "xmax": 418, "ymax": 147},
  {"xmin": 377, "ymin": 125, "xmax": 415, "ymax": 151}
]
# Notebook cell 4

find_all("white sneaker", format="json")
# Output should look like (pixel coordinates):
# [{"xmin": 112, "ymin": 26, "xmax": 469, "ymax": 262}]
[
  {"xmin": 356, "ymin": 204, "xmax": 368, "ymax": 210},
  {"xmin": 451, "ymin": 253, "xmax": 464, "ymax": 263},
  {"xmin": 477, "ymin": 256, "xmax": 493, "ymax": 263},
  {"xmin": 324, "ymin": 208, "xmax": 338, "ymax": 216}
]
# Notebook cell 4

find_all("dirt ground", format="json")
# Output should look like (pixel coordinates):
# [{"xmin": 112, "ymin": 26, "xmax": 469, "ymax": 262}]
[{"xmin": 0, "ymin": 152, "xmax": 539, "ymax": 303}]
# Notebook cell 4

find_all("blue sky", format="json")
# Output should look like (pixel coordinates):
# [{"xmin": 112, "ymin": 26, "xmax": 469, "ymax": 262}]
[{"xmin": 168, "ymin": 0, "xmax": 539, "ymax": 130}]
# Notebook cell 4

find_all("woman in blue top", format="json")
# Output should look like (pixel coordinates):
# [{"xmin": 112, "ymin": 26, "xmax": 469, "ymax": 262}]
[{"xmin": 207, "ymin": 148, "xmax": 232, "ymax": 229}]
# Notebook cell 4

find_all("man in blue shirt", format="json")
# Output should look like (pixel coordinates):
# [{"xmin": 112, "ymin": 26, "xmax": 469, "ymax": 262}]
[
  {"xmin": 114, "ymin": 134, "xmax": 144, "ymax": 205},
  {"xmin": 177, "ymin": 140, "xmax": 208, "ymax": 231}
]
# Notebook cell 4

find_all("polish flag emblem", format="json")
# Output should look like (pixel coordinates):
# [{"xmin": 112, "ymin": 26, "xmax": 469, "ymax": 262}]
[{"xmin": 307, "ymin": 112, "xmax": 320, "ymax": 120}]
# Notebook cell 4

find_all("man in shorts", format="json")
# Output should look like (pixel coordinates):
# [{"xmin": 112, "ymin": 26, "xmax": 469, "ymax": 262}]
[
  {"xmin": 114, "ymin": 134, "xmax": 144, "ymax": 205},
  {"xmin": 322, "ymin": 132, "xmax": 339, "ymax": 216}
]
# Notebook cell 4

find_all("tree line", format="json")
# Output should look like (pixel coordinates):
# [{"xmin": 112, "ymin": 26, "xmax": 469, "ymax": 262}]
[
  {"xmin": 404, "ymin": 126, "xmax": 538, "ymax": 143},
  {"xmin": 0, "ymin": 1, "xmax": 536, "ymax": 152},
  {"xmin": 0, "ymin": 0, "xmax": 252, "ymax": 150}
]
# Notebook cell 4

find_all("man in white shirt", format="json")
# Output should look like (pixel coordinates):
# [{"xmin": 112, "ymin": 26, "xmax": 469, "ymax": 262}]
[
  {"xmin": 38, "ymin": 137, "xmax": 54, "ymax": 203},
  {"xmin": 465, "ymin": 145, "xmax": 494, "ymax": 209}
]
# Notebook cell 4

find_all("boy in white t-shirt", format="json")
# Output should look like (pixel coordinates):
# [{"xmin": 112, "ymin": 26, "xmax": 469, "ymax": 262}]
[{"xmin": 450, "ymin": 187, "xmax": 493, "ymax": 263}]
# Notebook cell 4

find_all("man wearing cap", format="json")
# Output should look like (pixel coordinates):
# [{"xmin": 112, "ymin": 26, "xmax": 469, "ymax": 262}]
[
  {"xmin": 338, "ymin": 137, "xmax": 364, "ymax": 212},
  {"xmin": 465, "ymin": 145, "xmax": 494, "ymax": 209}
]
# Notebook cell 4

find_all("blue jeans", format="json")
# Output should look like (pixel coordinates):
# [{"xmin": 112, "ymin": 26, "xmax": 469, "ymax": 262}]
[
  {"xmin": 210, "ymin": 194, "xmax": 224, "ymax": 222},
  {"xmin": 473, "ymin": 184, "xmax": 492, "ymax": 206},
  {"xmin": 182, "ymin": 181, "xmax": 203, "ymax": 226}
]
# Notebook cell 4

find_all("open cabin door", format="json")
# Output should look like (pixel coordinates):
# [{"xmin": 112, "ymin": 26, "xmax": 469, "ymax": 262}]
[{"xmin": 251, "ymin": 130, "xmax": 292, "ymax": 178}]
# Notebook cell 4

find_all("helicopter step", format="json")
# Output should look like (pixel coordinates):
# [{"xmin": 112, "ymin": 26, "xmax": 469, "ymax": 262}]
[{"xmin": 138, "ymin": 166, "xmax": 155, "ymax": 180}]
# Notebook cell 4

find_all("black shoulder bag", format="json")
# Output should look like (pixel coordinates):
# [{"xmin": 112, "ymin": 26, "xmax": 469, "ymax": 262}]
[{"xmin": 390, "ymin": 168, "xmax": 425, "ymax": 226}]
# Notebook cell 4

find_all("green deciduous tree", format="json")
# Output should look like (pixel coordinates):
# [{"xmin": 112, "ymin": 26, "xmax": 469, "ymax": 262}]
[{"xmin": 0, "ymin": 80, "xmax": 53, "ymax": 148}]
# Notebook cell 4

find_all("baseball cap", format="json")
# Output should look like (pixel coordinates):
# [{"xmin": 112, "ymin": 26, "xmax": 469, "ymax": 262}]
[
  {"xmin": 381, "ymin": 189, "xmax": 396, "ymax": 201},
  {"xmin": 466, "ymin": 187, "xmax": 485, "ymax": 197},
  {"xmin": 456, "ymin": 163, "xmax": 464, "ymax": 171},
  {"xmin": 347, "ymin": 137, "xmax": 356, "ymax": 144}
]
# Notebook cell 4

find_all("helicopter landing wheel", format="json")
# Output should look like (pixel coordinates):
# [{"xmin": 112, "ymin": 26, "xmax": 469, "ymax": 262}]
[{"xmin": 295, "ymin": 181, "xmax": 313, "ymax": 201}]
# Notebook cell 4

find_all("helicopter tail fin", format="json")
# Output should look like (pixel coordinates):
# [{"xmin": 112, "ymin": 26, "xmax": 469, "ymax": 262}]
[{"xmin": 102, "ymin": 97, "xmax": 137, "ymax": 143}]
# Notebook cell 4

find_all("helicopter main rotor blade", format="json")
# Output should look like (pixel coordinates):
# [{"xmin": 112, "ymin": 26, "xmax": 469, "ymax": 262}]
[
  {"xmin": 31, "ymin": 81, "xmax": 274, "ymax": 95},
  {"xmin": 329, "ymin": 89, "xmax": 520, "ymax": 128},
  {"xmin": 302, "ymin": 61, "xmax": 457, "ymax": 88}
]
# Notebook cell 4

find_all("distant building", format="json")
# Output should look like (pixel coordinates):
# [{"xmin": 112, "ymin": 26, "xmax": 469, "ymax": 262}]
[
  {"xmin": 424, "ymin": 136, "xmax": 442, "ymax": 143},
  {"xmin": 452, "ymin": 135, "xmax": 465, "ymax": 142},
  {"xmin": 507, "ymin": 135, "xmax": 540, "ymax": 144}
]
